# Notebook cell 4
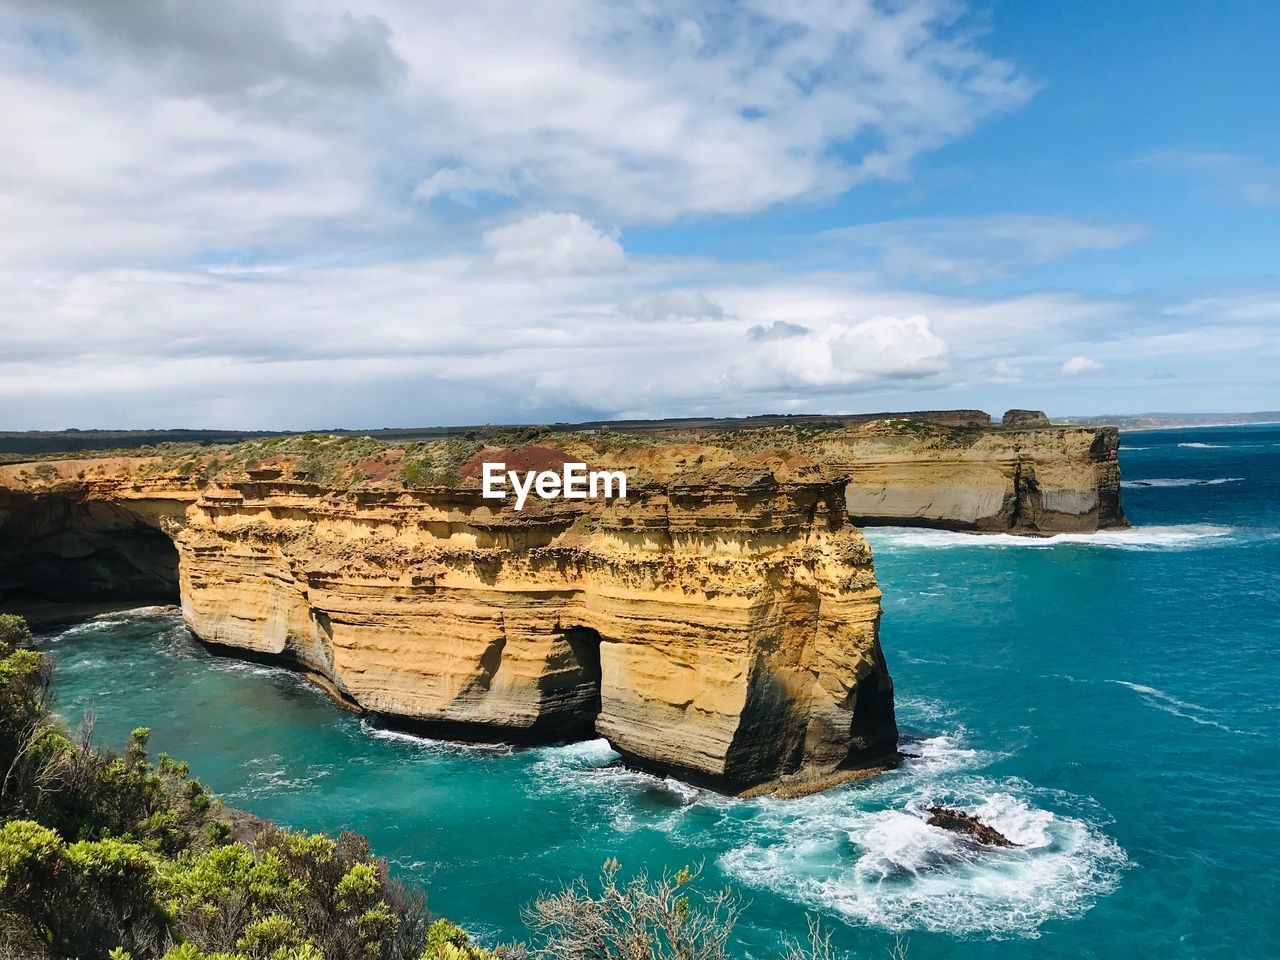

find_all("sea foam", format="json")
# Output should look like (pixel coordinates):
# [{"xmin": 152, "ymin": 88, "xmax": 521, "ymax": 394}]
[
  {"xmin": 718, "ymin": 779, "xmax": 1127, "ymax": 939},
  {"xmin": 1121, "ymin": 477, "xmax": 1243, "ymax": 488},
  {"xmin": 865, "ymin": 524, "xmax": 1232, "ymax": 551},
  {"xmin": 710, "ymin": 721, "xmax": 1128, "ymax": 939}
]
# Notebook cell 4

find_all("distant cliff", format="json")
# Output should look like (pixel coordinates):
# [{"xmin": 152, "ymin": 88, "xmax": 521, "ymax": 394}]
[{"xmin": 803, "ymin": 414, "xmax": 1127, "ymax": 534}]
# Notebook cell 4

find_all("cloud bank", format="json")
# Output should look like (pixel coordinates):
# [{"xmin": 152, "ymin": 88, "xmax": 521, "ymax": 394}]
[{"xmin": 0, "ymin": 0, "xmax": 1274, "ymax": 427}]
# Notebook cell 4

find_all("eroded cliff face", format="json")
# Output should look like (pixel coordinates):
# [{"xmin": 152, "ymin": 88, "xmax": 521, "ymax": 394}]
[
  {"xmin": 0, "ymin": 444, "xmax": 896, "ymax": 794},
  {"xmin": 804, "ymin": 420, "xmax": 1126, "ymax": 534}
]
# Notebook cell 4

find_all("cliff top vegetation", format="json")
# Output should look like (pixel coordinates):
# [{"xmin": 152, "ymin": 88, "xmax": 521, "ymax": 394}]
[{"xmin": 0, "ymin": 415, "xmax": 1030, "ymax": 492}]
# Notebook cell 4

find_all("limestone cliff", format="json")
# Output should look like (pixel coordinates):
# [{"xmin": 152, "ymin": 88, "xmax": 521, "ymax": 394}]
[
  {"xmin": 0, "ymin": 411, "xmax": 1128, "ymax": 793},
  {"xmin": 0, "ymin": 442, "xmax": 896, "ymax": 794},
  {"xmin": 801, "ymin": 418, "xmax": 1127, "ymax": 534}
]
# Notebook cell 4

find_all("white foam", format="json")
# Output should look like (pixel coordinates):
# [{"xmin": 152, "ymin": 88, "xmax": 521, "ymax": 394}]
[
  {"xmin": 719, "ymin": 786, "xmax": 1128, "ymax": 939},
  {"xmin": 866, "ymin": 524, "xmax": 1233, "ymax": 551},
  {"xmin": 1121, "ymin": 477, "xmax": 1243, "ymax": 488},
  {"xmin": 1177, "ymin": 442, "xmax": 1230, "ymax": 449},
  {"xmin": 900, "ymin": 732, "xmax": 984, "ymax": 774},
  {"xmin": 48, "ymin": 607, "xmax": 179, "ymax": 640},
  {"xmin": 358, "ymin": 720, "xmax": 515, "ymax": 755},
  {"xmin": 1112, "ymin": 681, "xmax": 1242, "ymax": 735},
  {"xmin": 536, "ymin": 737, "xmax": 617, "ymax": 765}
]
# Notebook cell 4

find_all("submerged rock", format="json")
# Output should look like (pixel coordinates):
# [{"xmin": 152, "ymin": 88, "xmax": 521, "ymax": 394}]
[{"xmin": 926, "ymin": 806, "xmax": 1021, "ymax": 847}]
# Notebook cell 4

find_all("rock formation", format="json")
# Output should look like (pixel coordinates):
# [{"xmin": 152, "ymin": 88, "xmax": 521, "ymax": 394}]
[
  {"xmin": 926, "ymin": 807, "xmax": 1020, "ymax": 847},
  {"xmin": 999, "ymin": 409, "xmax": 1052, "ymax": 429},
  {"xmin": 802, "ymin": 419, "xmax": 1126, "ymax": 534},
  {"xmin": 0, "ymin": 441, "xmax": 897, "ymax": 795}
]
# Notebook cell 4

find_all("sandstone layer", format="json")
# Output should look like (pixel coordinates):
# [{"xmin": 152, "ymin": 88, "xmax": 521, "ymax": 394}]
[
  {"xmin": 800, "ymin": 417, "xmax": 1127, "ymax": 534},
  {"xmin": 0, "ymin": 442, "xmax": 897, "ymax": 794}
]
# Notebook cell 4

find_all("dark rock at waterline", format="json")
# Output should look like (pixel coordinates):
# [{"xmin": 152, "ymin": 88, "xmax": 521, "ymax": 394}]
[{"xmin": 926, "ymin": 806, "xmax": 1020, "ymax": 847}]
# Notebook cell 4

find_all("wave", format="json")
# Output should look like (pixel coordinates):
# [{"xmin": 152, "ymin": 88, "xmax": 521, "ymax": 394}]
[
  {"xmin": 718, "ymin": 782, "xmax": 1127, "ymax": 939},
  {"xmin": 1121, "ymin": 477, "xmax": 1243, "ymax": 488},
  {"xmin": 230, "ymin": 755, "xmax": 334, "ymax": 797},
  {"xmin": 1112, "ymin": 681, "xmax": 1243, "ymax": 735},
  {"xmin": 1178, "ymin": 442, "xmax": 1231, "ymax": 449},
  {"xmin": 357, "ymin": 720, "xmax": 515, "ymax": 756},
  {"xmin": 865, "ymin": 524, "xmax": 1233, "ymax": 551},
  {"xmin": 899, "ymin": 731, "xmax": 986, "ymax": 774},
  {"xmin": 529, "ymin": 738, "xmax": 702, "ymax": 803},
  {"xmin": 47, "ymin": 606, "xmax": 182, "ymax": 640}
]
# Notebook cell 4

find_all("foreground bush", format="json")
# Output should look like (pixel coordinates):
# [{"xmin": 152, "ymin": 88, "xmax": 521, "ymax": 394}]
[
  {"xmin": 523, "ymin": 860, "xmax": 739, "ymax": 960},
  {"xmin": 0, "ymin": 615, "xmax": 430, "ymax": 960}
]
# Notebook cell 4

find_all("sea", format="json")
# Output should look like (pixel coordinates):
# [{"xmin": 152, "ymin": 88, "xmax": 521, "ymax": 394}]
[{"xmin": 33, "ymin": 424, "xmax": 1280, "ymax": 959}]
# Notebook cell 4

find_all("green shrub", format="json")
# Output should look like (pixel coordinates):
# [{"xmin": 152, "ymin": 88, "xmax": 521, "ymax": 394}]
[
  {"xmin": 0, "ymin": 614, "xmax": 33, "ymax": 655},
  {"xmin": 421, "ymin": 919, "xmax": 495, "ymax": 960}
]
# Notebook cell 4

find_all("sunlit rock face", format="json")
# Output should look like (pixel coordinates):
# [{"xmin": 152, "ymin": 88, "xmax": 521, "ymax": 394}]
[
  {"xmin": 807, "ymin": 420, "xmax": 1126, "ymax": 534},
  {"xmin": 0, "ymin": 442, "xmax": 897, "ymax": 794}
]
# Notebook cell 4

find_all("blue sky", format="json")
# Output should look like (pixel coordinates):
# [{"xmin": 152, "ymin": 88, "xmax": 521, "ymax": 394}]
[{"xmin": 1, "ymin": 0, "xmax": 1277, "ymax": 429}]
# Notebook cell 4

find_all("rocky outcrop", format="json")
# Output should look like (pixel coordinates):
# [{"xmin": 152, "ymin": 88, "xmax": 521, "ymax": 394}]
[
  {"xmin": 0, "ymin": 444, "xmax": 897, "ymax": 795},
  {"xmin": 926, "ymin": 807, "xmax": 1020, "ymax": 847},
  {"xmin": 802, "ymin": 419, "xmax": 1126, "ymax": 534},
  {"xmin": 999, "ymin": 409, "xmax": 1052, "ymax": 429}
]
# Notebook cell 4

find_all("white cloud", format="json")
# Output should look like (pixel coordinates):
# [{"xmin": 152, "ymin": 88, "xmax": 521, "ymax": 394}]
[
  {"xmin": 483, "ymin": 212, "xmax": 624, "ymax": 274},
  {"xmin": 5, "ymin": 251, "xmax": 1280, "ymax": 427},
  {"xmin": 735, "ymin": 315, "xmax": 951, "ymax": 392},
  {"xmin": 989, "ymin": 359, "xmax": 1023, "ymax": 383},
  {"xmin": 0, "ymin": 73, "xmax": 381, "ymax": 267},
  {"xmin": 746, "ymin": 321, "xmax": 810, "ymax": 342},
  {"xmin": 1061, "ymin": 355, "xmax": 1102, "ymax": 376},
  {"xmin": 0, "ymin": 0, "xmax": 1034, "ymax": 266},
  {"xmin": 616, "ymin": 291, "xmax": 727, "ymax": 325},
  {"xmin": 413, "ymin": 166, "xmax": 516, "ymax": 204},
  {"xmin": 819, "ymin": 215, "xmax": 1148, "ymax": 284}
]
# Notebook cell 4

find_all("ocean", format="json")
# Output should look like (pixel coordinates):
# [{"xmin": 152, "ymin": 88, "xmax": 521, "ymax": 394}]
[{"xmin": 33, "ymin": 425, "xmax": 1280, "ymax": 959}]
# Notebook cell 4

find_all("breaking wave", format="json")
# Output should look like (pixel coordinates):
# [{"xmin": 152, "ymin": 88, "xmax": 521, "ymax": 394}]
[
  {"xmin": 358, "ymin": 720, "xmax": 515, "ymax": 756},
  {"xmin": 1112, "ymin": 681, "xmax": 1244, "ymax": 735},
  {"xmin": 1178, "ymin": 442, "xmax": 1231, "ymax": 449},
  {"xmin": 1122, "ymin": 477, "xmax": 1243, "ymax": 488},
  {"xmin": 865, "ymin": 525, "xmax": 1233, "ymax": 551},
  {"xmin": 230, "ymin": 754, "xmax": 334, "ymax": 798},
  {"xmin": 42, "ymin": 605, "xmax": 180, "ymax": 640},
  {"xmin": 717, "ymin": 757, "xmax": 1127, "ymax": 939}
]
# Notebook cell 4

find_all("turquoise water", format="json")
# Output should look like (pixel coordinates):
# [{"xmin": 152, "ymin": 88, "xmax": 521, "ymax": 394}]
[{"xmin": 35, "ymin": 425, "xmax": 1280, "ymax": 959}]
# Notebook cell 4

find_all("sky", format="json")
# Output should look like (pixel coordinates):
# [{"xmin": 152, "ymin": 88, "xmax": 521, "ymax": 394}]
[{"xmin": 1, "ymin": 0, "xmax": 1278, "ymax": 430}]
